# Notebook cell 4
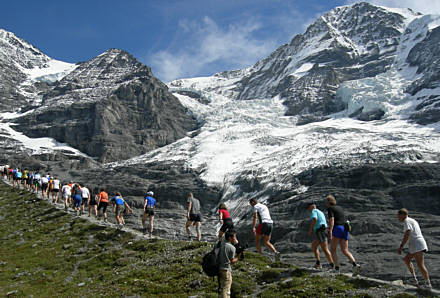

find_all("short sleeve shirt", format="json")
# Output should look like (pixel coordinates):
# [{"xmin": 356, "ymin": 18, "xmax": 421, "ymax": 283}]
[
  {"xmin": 187, "ymin": 197, "xmax": 201, "ymax": 214},
  {"xmin": 99, "ymin": 191, "xmax": 109, "ymax": 203},
  {"xmin": 218, "ymin": 241, "xmax": 236, "ymax": 272},
  {"xmin": 327, "ymin": 205, "xmax": 345, "ymax": 226},
  {"xmin": 310, "ymin": 209, "xmax": 327, "ymax": 231},
  {"xmin": 403, "ymin": 217, "xmax": 428, "ymax": 253},
  {"xmin": 81, "ymin": 187, "xmax": 90, "ymax": 199},
  {"xmin": 144, "ymin": 196, "xmax": 156, "ymax": 208},
  {"xmin": 253, "ymin": 203, "xmax": 273, "ymax": 224}
]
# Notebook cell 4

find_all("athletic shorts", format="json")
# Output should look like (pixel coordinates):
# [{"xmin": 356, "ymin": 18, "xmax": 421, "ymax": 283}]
[
  {"xmin": 89, "ymin": 199, "xmax": 97, "ymax": 206},
  {"xmin": 42, "ymin": 183, "xmax": 48, "ymax": 191},
  {"xmin": 73, "ymin": 195, "xmax": 82, "ymax": 208},
  {"xmin": 98, "ymin": 201, "xmax": 108, "ymax": 213},
  {"xmin": 63, "ymin": 193, "xmax": 71, "ymax": 199},
  {"xmin": 53, "ymin": 189, "xmax": 59, "ymax": 193},
  {"xmin": 189, "ymin": 213, "xmax": 201, "ymax": 222},
  {"xmin": 115, "ymin": 205, "xmax": 125, "ymax": 216},
  {"xmin": 256, "ymin": 223, "xmax": 273, "ymax": 236},
  {"xmin": 314, "ymin": 227, "xmax": 328, "ymax": 243},
  {"xmin": 220, "ymin": 217, "xmax": 234, "ymax": 233},
  {"xmin": 332, "ymin": 225, "xmax": 349, "ymax": 240},
  {"xmin": 81, "ymin": 198, "xmax": 88, "ymax": 205},
  {"xmin": 144, "ymin": 207, "xmax": 155, "ymax": 216}
]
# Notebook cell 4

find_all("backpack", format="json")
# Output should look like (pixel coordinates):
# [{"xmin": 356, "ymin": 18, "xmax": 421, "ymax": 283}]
[{"xmin": 202, "ymin": 241, "xmax": 221, "ymax": 277}]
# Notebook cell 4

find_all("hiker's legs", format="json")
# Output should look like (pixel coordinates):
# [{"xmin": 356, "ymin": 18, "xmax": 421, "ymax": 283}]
[
  {"xmin": 149, "ymin": 215, "xmax": 154, "ymax": 233},
  {"xmin": 320, "ymin": 241, "xmax": 334, "ymax": 264},
  {"xmin": 413, "ymin": 251, "xmax": 430, "ymax": 283},
  {"xmin": 339, "ymin": 238, "xmax": 355, "ymax": 263},
  {"xmin": 403, "ymin": 253, "xmax": 417, "ymax": 281},
  {"xmin": 330, "ymin": 237, "xmax": 339, "ymax": 266},
  {"xmin": 255, "ymin": 234, "xmax": 262, "ymax": 253},
  {"xmin": 312, "ymin": 240, "xmax": 320, "ymax": 262},
  {"xmin": 219, "ymin": 269, "xmax": 232, "ymax": 298},
  {"xmin": 218, "ymin": 230, "xmax": 224, "ymax": 242},
  {"xmin": 263, "ymin": 235, "xmax": 276, "ymax": 253},
  {"xmin": 195, "ymin": 222, "xmax": 201, "ymax": 241},
  {"xmin": 185, "ymin": 220, "xmax": 192, "ymax": 237}
]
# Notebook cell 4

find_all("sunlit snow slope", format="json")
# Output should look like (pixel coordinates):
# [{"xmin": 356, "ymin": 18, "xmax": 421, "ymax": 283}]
[{"xmin": 113, "ymin": 7, "xmax": 440, "ymax": 210}]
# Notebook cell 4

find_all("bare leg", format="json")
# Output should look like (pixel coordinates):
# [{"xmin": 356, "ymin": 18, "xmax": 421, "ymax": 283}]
[
  {"xmin": 413, "ymin": 252, "xmax": 430, "ymax": 284},
  {"xmin": 255, "ymin": 234, "xmax": 262, "ymax": 253},
  {"xmin": 330, "ymin": 237, "xmax": 339, "ymax": 266},
  {"xmin": 403, "ymin": 254, "xmax": 418, "ymax": 283},
  {"xmin": 312, "ymin": 240, "xmax": 320, "ymax": 262},
  {"xmin": 149, "ymin": 215, "xmax": 154, "ymax": 234},
  {"xmin": 339, "ymin": 239, "xmax": 355, "ymax": 263},
  {"xmin": 320, "ymin": 241, "xmax": 334, "ymax": 264},
  {"xmin": 263, "ymin": 235, "xmax": 276, "ymax": 253}
]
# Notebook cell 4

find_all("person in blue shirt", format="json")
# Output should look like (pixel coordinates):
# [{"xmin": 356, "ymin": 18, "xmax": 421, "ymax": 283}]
[
  {"xmin": 110, "ymin": 192, "xmax": 132, "ymax": 229},
  {"xmin": 307, "ymin": 203, "xmax": 334, "ymax": 270},
  {"xmin": 142, "ymin": 191, "xmax": 156, "ymax": 237}
]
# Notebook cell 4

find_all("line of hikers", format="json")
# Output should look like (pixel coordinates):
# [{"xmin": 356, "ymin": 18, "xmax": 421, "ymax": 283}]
[{"xmin": 1, "ymin": 164, "xmax": 433, "ymax": 296}]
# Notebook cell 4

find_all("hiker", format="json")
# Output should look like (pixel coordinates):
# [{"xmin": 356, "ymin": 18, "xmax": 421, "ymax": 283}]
[
  {"xmin": 142, "ymin": 191, "xmax": 156, "ymax": 236},
  {"xmin": 51, "ymin": 177, "xmax": 61, "ymax": 204},
  {"xmin": 97, "ymin": 188, "xmax": 109, "ymax": 222},
  {"xmin": 41, "ymin": 174, "xmax": 49, "ymax": 199},
  {"xmin": 186, "ymin": 192, "xmax": 202, "ymax": 241},
  {"xmin": 22, "ymin": 169, "xmax": 28, "ymax": 189},
  {"xmin": 72, "ymin": 183, "xmax": 82, "ymax": 216},
  {"xmin": 249, "ymin": 198, "xmax": 280, "ymax": 261},
  {"xmin": 306, "ymin": 203, "xmax": 334, "ymax": 270},
  {"xmin": 397, "ymin": 208, "xmax": 431, "ymax": 289},
  {"xmin": 80, "ymin": 184, "xmax": 90, "ymax": 215},
  {"xmin": 325, "ymin": 195, "xmax": 359, "ymax": 274},
  {"xmin": 111, "ymin": 192, "xmax": 132, "ymax": 229},
  {"xmin": 88, "ymin": 188, "xmax": 99, "ymax": 217},
  {"xmin": 218, "ymin": 203, "xmax": 234, "ymax": 242},
  {"xmin": 34, "ymin": 172, "xmax": 41, "ymax": 193},
  {"xmin": 61, "ymin": 182, "xmax": 72, "ymax": 211},
  {"xmin": 218, "ymin": 229, "xmax": 242, "ymax": 298}
]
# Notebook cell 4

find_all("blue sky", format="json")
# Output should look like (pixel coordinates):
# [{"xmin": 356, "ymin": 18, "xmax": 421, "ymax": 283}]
[{"xmin": 1, "ymin": 0, "xmax": 436, "ymax": 82}]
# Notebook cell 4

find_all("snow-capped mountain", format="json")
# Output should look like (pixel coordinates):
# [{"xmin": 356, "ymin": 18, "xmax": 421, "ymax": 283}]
[
  {"xmin": 1, "ymin": 2, "xmax": 440, "ymax": 285},
  {"xmin": 0, "ymin": 29, "xmax": 76, "ymax": 111}
]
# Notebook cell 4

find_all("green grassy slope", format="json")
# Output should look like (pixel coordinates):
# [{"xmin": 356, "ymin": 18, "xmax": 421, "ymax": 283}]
[{"xmin": 0, "ymin": 182, "xmax": 426, "ymax": 297}]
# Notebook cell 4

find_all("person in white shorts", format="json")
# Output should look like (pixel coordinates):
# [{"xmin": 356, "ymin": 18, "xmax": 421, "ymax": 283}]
[{"xmin": 397, "ymin": 208, "xmax": 431, "ymax": 289}]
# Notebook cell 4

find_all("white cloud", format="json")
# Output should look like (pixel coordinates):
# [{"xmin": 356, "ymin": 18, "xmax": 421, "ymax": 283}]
[
  {"xmin": 148, "ymin": 16, "xmax": 278, "ymax": 82},
  {"xmin": 345, "ymin": 0, "xmax": 440, "ymax": 15}
]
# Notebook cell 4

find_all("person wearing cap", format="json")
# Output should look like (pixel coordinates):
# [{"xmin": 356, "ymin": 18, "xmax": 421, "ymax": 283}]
[
  {"xmin": 142, "ymin": 190, "xmax": 156, "ymax": 237},
  {"xmin": 397, "ymin": 208, "xmax": 431, "ymax": 289},
  {"xmin": 307, "ymin": 203, "xmax": 334, "ymax": 270}
]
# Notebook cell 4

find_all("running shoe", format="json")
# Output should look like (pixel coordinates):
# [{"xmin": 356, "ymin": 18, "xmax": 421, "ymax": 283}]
[
  {"xmin": 313, "ymin": 263, "xmax": 322, "ymax": 270},
  {"xmin": 352, "ymin": 264, "xmax": 361, "ymax": 276},
  {"xmin": 275, "ymin": 251, "xmax": 281, "ymax": 262}
]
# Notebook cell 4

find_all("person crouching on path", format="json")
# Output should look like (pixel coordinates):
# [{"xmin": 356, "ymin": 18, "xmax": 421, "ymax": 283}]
[
  {"xmin": 97, "ymin": 188, "xmax": 109, "ymax": 222},
  {"xmin": 142, "ymin": 191, "xmax": 156, "ymax": 237},
  {"xmin": 218, "ymin": 230, "xmax": 242, "ymax": 298},
  {"xmin": 186, "ymin": 192, "xmax": 202, "ymax": 241},
  {"xmin": 397, "ymin": 208, "xmax": 431, "ymax": 289},
  {"xmin": 111, "ymin": 192, "xmax": 132, "ymax": 229},
  {"xmin": 249, "ymin": 198, "xmax": 281, "ymax": 261},
  {"xmin": 307, "ymin": 203, "xmax": 334, "ymax": 270},
  {"xmin": 218, "ymin": 203, "xmax": 234, "ymax": 242}
]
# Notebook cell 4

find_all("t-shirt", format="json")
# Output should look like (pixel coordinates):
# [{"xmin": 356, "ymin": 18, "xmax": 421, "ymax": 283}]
[
  {"xmin": 253, "ymin": 203, "xmax": 273, "ymax": 224},
  {"xmin": 99, "ymin": 191, "xmax": 109, "ymax": 203},
  {"xmin": 327, "ymin": 205, "xmax": 345, "ymax": 226},
  {"xmin": 52, "ymin": 179, "xmax": 60, "ymax": 190},
  {"xmin": 310, "ymin": 209, "xmax": 327, "ymax": 231},
  {"xmin": 81, "ymin": 187, "xmax": 90, "ymax": 199},
  {"xmin": 403, "ymin": 217, "xmax": 428, "ymax": 254},
  {"xmin": 218, "ymin": 240, "xmax": 236, "ymax": 272},
  {"xmin": 144, "ymin": 196, "xmax": 156, "ymax": 209},
  {"xmin": 219, "ymin": 209, "xmax": 231, "ymax": 219},
  {"xmin": 41, "ymin": 176, "xmax": 48, "ymax": 184},
  {"xmin": 187, "ymin": 197, "xmax": 201, "ymax": 214},
  {"xmin": 62, "ymin": 185, "xmax": 71, "ymax": 194},
  {"xmin": 111, "ymin": 196, "xmax": 125, "ymax": 205}
]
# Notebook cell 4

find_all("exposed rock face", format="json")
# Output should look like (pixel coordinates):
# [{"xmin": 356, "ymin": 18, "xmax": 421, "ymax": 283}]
[
  {"xmin": 232, "ymin": 2, "xmax": 409, "ymax": 117},
  {"xmin": 13, "ymin": 49, "xmax": 198, "ymax": 162},
  {"xmin": 234, "ymin": 162, "xmax": 440, "ymax": 285}
]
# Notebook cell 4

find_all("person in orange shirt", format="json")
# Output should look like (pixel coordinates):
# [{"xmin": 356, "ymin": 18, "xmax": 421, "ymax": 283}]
[{"xmin": 97, "ymin": 188, "xmax": 109, "ymax": 222}]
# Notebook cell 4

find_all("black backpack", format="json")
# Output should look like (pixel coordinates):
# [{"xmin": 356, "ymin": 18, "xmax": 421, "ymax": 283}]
[{"xmin": 202, "ymin": 241, "xmax": 221, "ymax": 277}]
